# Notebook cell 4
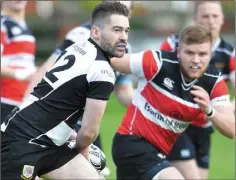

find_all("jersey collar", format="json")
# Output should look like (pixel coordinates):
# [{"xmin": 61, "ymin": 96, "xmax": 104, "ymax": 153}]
[
  {"xmin": 88, "ymin": 38, "xmax": 111, "ymax": 64},
  {"xmin": 211, "ymin": 37, "xmax": 221, "ymax": 52}
]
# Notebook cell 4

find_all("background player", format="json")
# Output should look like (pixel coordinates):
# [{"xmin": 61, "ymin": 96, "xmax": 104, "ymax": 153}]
[
  {"xmin": 110, "ymin": 25, "xmax": 235, "ymax": 180},
  {"xmin": 1, "ymin": 2, "xmax": 130, "ymax": 179},
  {"xmin": 160, "ymin": 1, "xmax": 235, "ymax": 179},
  {"xmin": 1, "ymin": 1, "xmax": 36, "ymax": 122}
]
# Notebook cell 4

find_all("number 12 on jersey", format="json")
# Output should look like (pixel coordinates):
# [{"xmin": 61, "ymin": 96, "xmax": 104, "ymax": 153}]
[{"xmin": 45, "ymin": 51, "xmax": 76, "ymax": 83}]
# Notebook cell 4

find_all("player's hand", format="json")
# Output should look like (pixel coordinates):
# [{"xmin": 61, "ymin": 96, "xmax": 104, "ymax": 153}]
[
  {"xmin": 190, "ymin": 85, "xmax": 211, "ymax": 114},
  {"xmin": 69, "ymin": 131, "xmax": 77, "ymax": 140}
]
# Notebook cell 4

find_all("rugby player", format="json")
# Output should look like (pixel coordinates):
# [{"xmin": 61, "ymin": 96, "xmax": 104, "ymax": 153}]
[
  {"xmin": 23, "ymin": 2, "xmax": 134, "ymax": 175},
  {"xmin": 1, "ymin": 2, "xmax": 130, "ymax": 179},
  {"xmin": 1, "ymin": 1, "xmax": 36, "ymax": 122},
  {"xmin": 111, "ymin": 25, "xmax": 235, "ymax": 180},
  {"xmin": 160, "ymin": 1, "xmax": 235, "ymax": 179}
]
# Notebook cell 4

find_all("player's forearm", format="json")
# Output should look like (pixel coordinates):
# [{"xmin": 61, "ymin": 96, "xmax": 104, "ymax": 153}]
[
  {"xmin": 208, "ymin": 109, "xmax": 235, "ymax": 138},
  {"xmin": 115, "ymin": 85, "xmax": 134, "ymax": 107},
  {"xmin": 76, "ymin": 98, "xmax": 107, "ymax": 151},
  {"xmin": 111, "ymin": 55, "xmax": 131, "ymax": 74},
  {"xmin": 76, "ymin": 127, "xmax": 99, "ymax": 151}
]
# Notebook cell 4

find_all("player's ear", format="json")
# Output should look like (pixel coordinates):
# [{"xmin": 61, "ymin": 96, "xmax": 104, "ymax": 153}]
[{"xmin": 91, "ymin": 26, "xmax": 101, "ymax": 41}]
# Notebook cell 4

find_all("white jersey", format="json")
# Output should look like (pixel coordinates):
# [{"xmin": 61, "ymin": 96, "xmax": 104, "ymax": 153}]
[{"xmin": 1, "ymin": 38, "xmax": 115, "ymax": 147}]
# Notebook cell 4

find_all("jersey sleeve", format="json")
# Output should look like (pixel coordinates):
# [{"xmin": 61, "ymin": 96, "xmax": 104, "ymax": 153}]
[
  {"xmin": 210, "ymin": 76, "xmax": 231, "ymax": 106},
  {"xmin": 160, "ymin": 39, "xmax": 173, "ymax": 51},
  {"xmin": 54, "ymin": 26, "xmax": 91, "ymax": 55},
  {"xmin": 1, "ymin": 23, "xmax": 7, "ymax": 55},
  {"xmin": 130, "ymin": 50, "xmax": 162, "ymax": 80},
  {"xmin": 86, "ymin": 61, "xmax": 115, "ymax": 100},
  {"xmin": 228, "ymin": 49, "xmax": 235, "ymax": 87},
  {"xmin": 159, "ymin": 34, "xmax": 178, "ymax": 51}
]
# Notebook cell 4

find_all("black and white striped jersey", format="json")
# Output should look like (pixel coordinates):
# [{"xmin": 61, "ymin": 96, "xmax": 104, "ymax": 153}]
[{"xmin": 1, "ymin": 38, "xmax": 115, "ymax": 147}]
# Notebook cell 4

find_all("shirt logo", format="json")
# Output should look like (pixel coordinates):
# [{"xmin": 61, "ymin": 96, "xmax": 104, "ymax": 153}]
[
  {"xmin": 21, "ymin": 165, "xmax": 34, "ymax": 180},
  {"xmin": 67, "ymin": 139, "xmax": 76, "ymax": 149},
  {"xmin": 163, "ymin": 77, "xmax": 174, "ymax": 90}
]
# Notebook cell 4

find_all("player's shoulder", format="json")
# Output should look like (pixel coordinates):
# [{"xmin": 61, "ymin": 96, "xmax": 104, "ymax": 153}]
[
  {"xmin": 197, "ymin": 64, "xmax": 221, "ymax": 93},
  {"xmin": 1, "ymin": 15, "xmax": 17, "ymax": 32},
  {"xmin": 65, "ymin": 23, "xmax": 91, "ymax": 43},
  {"xmin": 202, "ymin": 64, "xmax": 221, "ymax": 83},
  {"xmin": 165, "ymin": 34, "xmax": 179, "ymax": 50},
  {"xmin": 1, "ymin": 15, "xmax": 13, "ymax": 25},
  {"xmin": 65, "ymin": 38, "xmax": 97, "ymax": 58},
  {"xmin": 217, "ymin": 37, "xmax": 235, "ymax": 56},
  {"xmin": 1, "ymin": 15, "xmax": 32, "ymax": 39},
  {"xmin": 158, "ymin": 50, "xmax": 179, "ymax": 64}
]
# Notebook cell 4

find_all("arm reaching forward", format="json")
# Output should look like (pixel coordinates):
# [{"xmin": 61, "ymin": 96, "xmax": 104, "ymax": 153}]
[{"xmin": 76, "ymin": 98, "xmax": 107, "ymax": 150}]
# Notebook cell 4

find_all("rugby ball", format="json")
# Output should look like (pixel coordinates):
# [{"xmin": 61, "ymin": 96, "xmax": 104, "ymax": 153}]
[{"xmin": 88, "ymin": 144, "xmax": 106, "ymax": 172}]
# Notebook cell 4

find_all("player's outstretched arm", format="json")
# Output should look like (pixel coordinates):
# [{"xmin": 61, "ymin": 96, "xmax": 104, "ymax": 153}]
[
  {"xmin": 209, "ymin": 104, "xmax": 235, "ymax": 138},
  {"xmin": 114, "ymin": 82, "xmax": 134, "ymax": 107},
  {"xmin": 111, "ymin": 54, "xmax": 132, "ymax": 74},
  {"xmin": 76, "ymin": 98, "xmax": 108, "ymax": 151}
]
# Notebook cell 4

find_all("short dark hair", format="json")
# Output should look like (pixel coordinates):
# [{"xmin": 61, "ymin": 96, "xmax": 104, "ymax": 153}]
[
  {"xmin": 91, "ymin": 1, "xmax": 130, "ymax": 28},
  {"xmin": 179, "ymin": 25, "xmax": 212, "ymax": 45}
]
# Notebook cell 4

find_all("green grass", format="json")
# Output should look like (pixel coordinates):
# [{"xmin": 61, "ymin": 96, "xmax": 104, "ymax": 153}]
[{"xmin": 100, "ymin": 93, "xmax": 235, "ymax": 180}]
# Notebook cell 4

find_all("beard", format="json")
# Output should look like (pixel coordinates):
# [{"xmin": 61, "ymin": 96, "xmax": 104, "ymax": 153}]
[
  {"xmin": 100, "ymin": 35, "xmax": 125, "ymax": 58},
  {"xmin": 179, "ymin": 61, "xmax": 207, "ymax": 82}
]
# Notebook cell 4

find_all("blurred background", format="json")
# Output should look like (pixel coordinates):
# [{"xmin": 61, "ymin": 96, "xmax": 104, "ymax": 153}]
[
  {"xmin": 24, "ymin": 1, "xmax": 235, "ymax": 64},
  {"xmin": 16, "ymin": 1, "xmax": 236, "ymax": 179}
]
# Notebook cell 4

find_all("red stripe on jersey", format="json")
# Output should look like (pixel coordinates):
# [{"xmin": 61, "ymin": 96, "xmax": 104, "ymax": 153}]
[
  {"xmin": 142, "ymin": 50, "xmax": 158, "ymax": 81},
  {"xmin": 3, "ymin": 41, "xmax": 35, "ymax": 55},
  {"xmin": 160, "ymin": 40, "xmax": 173, "ymax": 51},
  {"xmin": 191, "ymin": 114, "xmax": 207, "ymax": 127},
  {"xmin": 210, "ymin": 78, "xmax": 229, "ymax": 100},
  {"xmin": 1, "ymin": 77, "xmax": 28, "ymax": 102},
  {"xmin": 141, "ymin": 83, "xmax": 202, "ymax": 122},
  {"xmin": 117, "ymin": 104, "xmax": 180, "ymax": 155},
  {"xmin": 1, "ymin": 30, "xmax": 7, "ymax": 47},
  {"xmin": 229, "ymin": 55, "xmax": 235, "ymax": 73}
]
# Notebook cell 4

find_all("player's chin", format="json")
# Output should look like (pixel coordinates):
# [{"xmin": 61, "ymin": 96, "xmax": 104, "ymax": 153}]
[
  {"xmin": 188, "ymin": 73, "xmax": 203, "ymax": 80},
  {"xmin": 113, "ymin": 51, "xmax": 125, "ymax": 58}
]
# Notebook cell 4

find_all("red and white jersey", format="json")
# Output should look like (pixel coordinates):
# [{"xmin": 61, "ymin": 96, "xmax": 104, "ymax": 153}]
[
  {"xmin": 117, "ymin": 50, "xmax": 231, "ymax": 155},
  {"xmin": 1, "ymin": 15, "xmax": 36, "ymax": 105},
  {"xmin": 160, "ymin": 34, "xmax": 235, "ymax": 128}
]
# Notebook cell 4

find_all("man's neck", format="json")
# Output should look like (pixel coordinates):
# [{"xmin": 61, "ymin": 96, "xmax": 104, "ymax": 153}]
[
  {"xmin": 2, "ymin": 9, "xmax": 25, "ymax": 23},
  {"xmin": 212, "ymin": 36, "xmax": 220, "ymax": 47}
]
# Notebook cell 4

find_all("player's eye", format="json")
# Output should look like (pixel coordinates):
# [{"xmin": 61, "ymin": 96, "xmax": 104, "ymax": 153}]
[
  {"xmin": 199, "ymin": 52, "xmax": 207, "ymax": 56},
  {"xmin": 114, "ymin": 29, "xmax": 121, "ymax": 32},
  {"xmin": 186, "ymin": 51, "xmax": 194, "ymax": 55}
]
